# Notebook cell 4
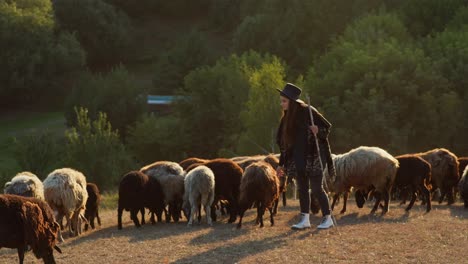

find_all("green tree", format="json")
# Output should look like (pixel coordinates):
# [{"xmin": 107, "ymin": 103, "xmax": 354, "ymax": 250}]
[
  {"xmin": 64, "ymin": 65, "xmax": 147, "ymax": 137},
  {"xmin": 236, "ymin": 58, "xmax": 285, "ymax": 154},
  {"xmin": 152, "ymin": 30, "xmax": 216, "ymax": 95},
  {"xmin": 175, "ymin": 51, "xmax": 281, "ymax": 158},
  {"xmin": 305, "ymin": 13, "xmax": 452, "ymax": 154},
  {"xmin": 0, "ymin": 0, "xmax": 85, "ymax": 107},
  {"xmin": 65, "ymin": 107, "xmax": 135, "ymax": 190},
  {"xmin": 53, "ymin": 0, "xmax": 132, "ymax": 66}
]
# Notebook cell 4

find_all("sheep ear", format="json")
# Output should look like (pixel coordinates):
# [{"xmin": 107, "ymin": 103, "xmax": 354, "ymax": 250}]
[{"xmin": 54, "ymin": 245, "xmax": 62, "ymax": 254}]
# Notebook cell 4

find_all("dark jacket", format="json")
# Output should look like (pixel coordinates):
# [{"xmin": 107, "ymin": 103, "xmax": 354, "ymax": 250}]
[{"xmin": 276, "ymin": 104, "xmax": 335, "ymax": 177}]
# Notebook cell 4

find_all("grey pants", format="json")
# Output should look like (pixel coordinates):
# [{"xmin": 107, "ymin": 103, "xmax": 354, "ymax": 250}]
[{"xmin": 294, "ymin": 154, "xmax": 331, "ymax": 216}]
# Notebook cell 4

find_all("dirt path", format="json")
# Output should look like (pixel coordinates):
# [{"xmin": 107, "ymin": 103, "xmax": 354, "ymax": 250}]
[{"xmin": 1, "ymin": 200, "xmax": 467, "ymax": 263}]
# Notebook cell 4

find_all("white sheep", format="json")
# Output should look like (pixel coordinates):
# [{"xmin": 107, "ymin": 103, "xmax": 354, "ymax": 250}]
[
  {"xmin": 4, "ymin": 171, "xmax": 44, "ymax": 200},
  {"xmin": 140, "ymin": 161, "xmax": 186, "ymax": 223},
  {"xmin": 182, "ymin": 165, "xmax": 215, "ymax": 226},
  {"xmin": 326, "ymin": 146, "xmax": 399, "ymax": 215},
  {"xmin": 43, "ymin": 168, "xmax": 88, "ymax": 241}
]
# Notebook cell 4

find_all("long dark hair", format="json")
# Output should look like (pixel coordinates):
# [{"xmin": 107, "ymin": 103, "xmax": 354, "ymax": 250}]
[{"xmin": 281, "ymin": 99, "xmax": 304, "ymax": 149}]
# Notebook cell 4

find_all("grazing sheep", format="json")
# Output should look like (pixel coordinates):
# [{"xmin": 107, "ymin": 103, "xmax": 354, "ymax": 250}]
[
  {"xmin": 237, "ymin": 161, "xmax": 279, "ymax": 229},
  {"xmin": 459, "ymin": 166, "xmax": 468, "ymax": 208},
  {"xmin": 327, "ymin": 146, "xmax": 399, "ymax": 215},
  {"xmin": 117, "ymin": 171, "xmax": 148, "ymax": 229},
  {"xmin": 43, "ymin": 168, "xmax": 88, "ymax": 240},
  {"xmin": 179, "ymin": 157, "xmax": 209, "ymax": 170},
  {"xmin": 141, "ymin": 161, "xmax": 186, "ymax": 223},
  {"xmin": 183, "ymin": 166, "xmax": 215, "ymax": 226},
  {"xmin": 231, "ymin": 154, "xmax": 287, "ymax": 213},
  {"xmin": 415, "ymin": 148, "xmax": 459, "ymax": 205},
  {"xmin": 84, "ymin": 183, "xmax": 101, "ymax": 231},
  {"xmin": 0, "ymin": 194, "xmax": 62, "ymax": 264},
  {"xmin": 394, "ymin": 155, "xmax": 432, "ymax": 212},
  {"xmin": 187, "ymin": 158, "xmax": 243, "ymax": 223},
  {"xmin": 4, "ymin": 172, "xmax": 44, "ymax": 200}
]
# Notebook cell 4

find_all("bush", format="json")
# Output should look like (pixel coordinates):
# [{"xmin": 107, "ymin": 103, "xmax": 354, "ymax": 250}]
[
  {"xmin": 65, "ymin": 65, "xmax": 147, "ymax": 138},
  {"xmin": 13, "ymin": 131, "xmax": 65, "ymax": 178},
  {"xmin": 53, "ymin": 0, "xmax": 132, "ymax": 66},
  {"xmin": 64, "ymin": 107, "xmax": 136, "ymax": 190},
  {"xmin": 127, "ymin": 114, "xmax": 186, "ymax": 164}
]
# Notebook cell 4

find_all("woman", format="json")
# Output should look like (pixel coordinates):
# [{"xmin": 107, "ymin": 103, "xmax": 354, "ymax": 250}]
[{"xmin": 276, "ymin": 83, "xmax": 336, "ymax": 229}]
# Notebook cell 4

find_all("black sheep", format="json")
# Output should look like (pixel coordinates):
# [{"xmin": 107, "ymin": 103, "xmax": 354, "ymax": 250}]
[
  {"xmin": 394, "ymin": 155, "xmax": 432, "ymax": 212},
  {"xmin": 117, "ymin": 171, "xmax": 148, "ymax": 230},
  {"xmin": 84, "ymin": 183, "xmax": 102, "ymax": 231}
]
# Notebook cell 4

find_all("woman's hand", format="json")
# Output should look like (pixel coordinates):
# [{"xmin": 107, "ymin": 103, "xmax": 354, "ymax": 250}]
[
  {"xmin": 310, "ymin": 125, "xmax": 318, "ymax": 135},
  {"xmin": 276, "ymin": 166, "xmax": 285, "ymax": 177}
]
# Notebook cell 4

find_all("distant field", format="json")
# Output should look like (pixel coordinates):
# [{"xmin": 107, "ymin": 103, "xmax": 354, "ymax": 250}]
[
  {"xmin": 0, "ymin": 111, "xmax": 66, "ymax": 178},
  {"xmin": 1, "ymin": 199, "xmax": 467, "ymax": 263}
]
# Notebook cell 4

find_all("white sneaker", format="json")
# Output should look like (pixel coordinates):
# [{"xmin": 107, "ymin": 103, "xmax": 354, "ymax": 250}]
[
  {"xmin": 291, "ymin": 213, "xmax": 311, "ymax": 230},
  {"xmin": 317, "ymin": 215, "xmax": 334, "ymax": 229}
]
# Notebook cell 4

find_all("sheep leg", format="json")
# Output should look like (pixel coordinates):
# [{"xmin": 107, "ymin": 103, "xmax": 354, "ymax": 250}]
[
  {"xmin": 370, "ymin": 193, "xmax": 382, "ymax": 214},
  {"xmin": 198, "ymin": 204, "xmax": 202, "ymax": 224},
  {"xmin": 269, "ymin": 207, "xmax": 274, "ymax": 226},
  {"xmin": 96, "ymin": 208, "xmax": 101, "ymax": 226},
  {"xmin": 272, "ymin": 197, "xmax": 279, "ymax": 215},
  {"xmin": 205, "ymin": 204, "xmax": 212, "ymax": 226},
  {"xmin": 17, "ymin": 247, "xmax": 25, "ymax": 264},
  {"xmin": 340, "ymin": 191, "xmax": 348, "ymax": 214},
  {"xmin": 211, "ymin": 204, "xmax": 217, "ymax": 222},
  {"xmin": 382, "ymin": 190, "xmax": 390, "ymax": 215},
  {"xmin": 421, "ymin": 185, "xmax": 432, "ymax": 212},
  {"xmin": 140, "ymin": 207, "xmax": 146, "ymax": 225},
  {"xmin": 282, "ymin": 191, "xmax": 287, "ymax": 207},
  {"xmin": 130, "ymin": 209, "xmax": 141, "ymax": 228},
  {"xmin": 406, "ymin": 189, "xmax": 417, "ymax": 212},
  {"xmin": 188, "ymin": 204, "xmax": 196, "ymax": 227},
  {"xmin": 259, "ymin": 202, "xmax": 265, "ymax": 228},
  {"xmin": 118, "ymin": 205, "xmax": 123, "ymax": 230},
  {"xmin": 446, "ymin": 187, "xmax": 455, "ymax": 205},
  {"xmin": 227, "ymin": 195, "xmax": 238, "ymax": 223},
  {"xmin": 155, "ymin": 208, "xmax": 163, "ymax": 222},
  {"xmin": 236, "ymin": 207, "xmax": 246, "ymax": 229},
  {"xmin": 331, "ymin": 193, "xmax": 339, "ymax": 210}
]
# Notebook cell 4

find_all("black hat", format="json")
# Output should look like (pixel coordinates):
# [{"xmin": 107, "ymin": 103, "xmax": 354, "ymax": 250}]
[{"xmin": 276, "ymin": 83, "xmax": 304, "ymax": 103}]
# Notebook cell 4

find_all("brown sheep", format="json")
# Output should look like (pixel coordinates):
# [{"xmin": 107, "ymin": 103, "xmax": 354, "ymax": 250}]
[
  {"xmin": 187, "ymin": 158, "xmax": 243, "ymax": 223},
  {"xmin": 237, "ymin": 161, "xmax": 279, "ymax": 229},
  {"xmin": 231, "ymin": 154, "xmax": 287, "ymax": 213},
  {"xmin": 415, "ymin": 148, "xmax": 459, "ymax": 205},
  {"xmin": 179, "ymin": 157, "xmax": 210, "ymax": 170},
  {"xmin": 0, "ymin": 194, "xmax": 62, "ymax": 264}
]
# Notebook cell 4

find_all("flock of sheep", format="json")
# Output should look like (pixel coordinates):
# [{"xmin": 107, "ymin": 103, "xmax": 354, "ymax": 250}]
[{"xmin": 1, "ymin": 145, "xmax": 468, "ymax": 263}]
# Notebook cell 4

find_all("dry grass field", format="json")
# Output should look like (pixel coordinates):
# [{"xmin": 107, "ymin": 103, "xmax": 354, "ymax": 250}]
[{"xmin": 1, "ymin": 199, "xmax": 467, "ymax": 264}]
